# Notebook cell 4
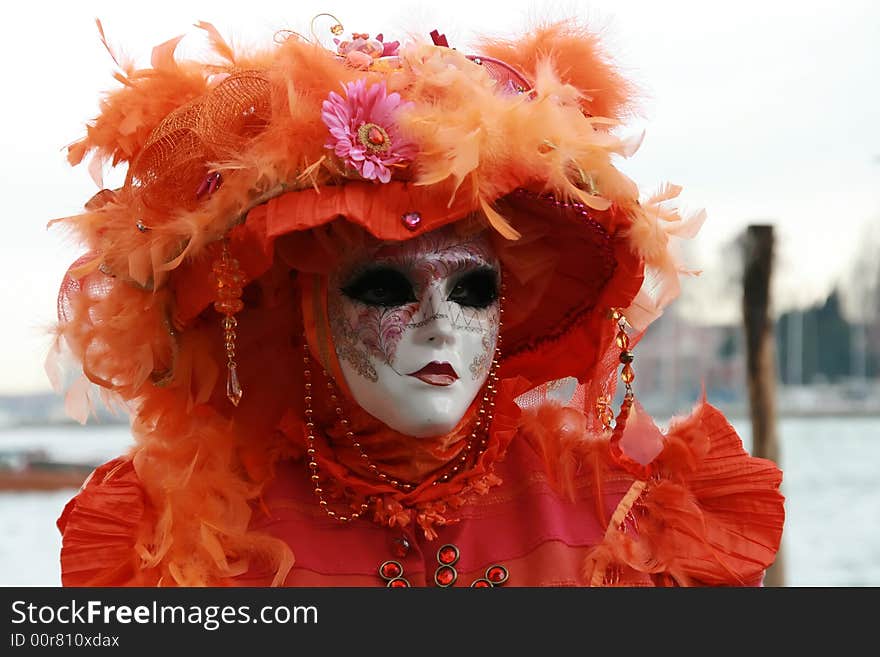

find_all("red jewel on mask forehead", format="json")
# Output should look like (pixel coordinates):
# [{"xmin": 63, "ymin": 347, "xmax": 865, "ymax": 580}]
[{"xmin": 402, "ymin": 211, "xmax": 421, "ymax": 231}]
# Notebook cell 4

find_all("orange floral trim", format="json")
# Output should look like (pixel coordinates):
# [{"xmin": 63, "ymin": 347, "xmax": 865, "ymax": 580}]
[{"xmin": 372, "ymin": 471, "xmax": 504, "ymax": 540}]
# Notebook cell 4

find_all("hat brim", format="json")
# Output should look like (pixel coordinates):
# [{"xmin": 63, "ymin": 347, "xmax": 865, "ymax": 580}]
[{"xmin": 172, "ymin": 184, "xmax": 644, "ymax": 387}]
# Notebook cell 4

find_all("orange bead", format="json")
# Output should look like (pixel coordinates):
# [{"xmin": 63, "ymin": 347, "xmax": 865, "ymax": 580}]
[
  {"xmin": 621, "ymin": 363, "xmax": 635, "ymax": 384},
  {"xmin": 217, "ymin": 285, "xmax": 243, "ymax": 300},
  {"xmin": 216, "ymin": 273, "xmax": 243, "ymax": 287},
  {"xmin": 214, "ymin": 299, "xmax": 244, "ymax": 314}
]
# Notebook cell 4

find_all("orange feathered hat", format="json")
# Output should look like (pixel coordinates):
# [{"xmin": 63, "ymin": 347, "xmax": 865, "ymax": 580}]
[{"xmin": 49, "ymin": 17, "xmax": 704, "ymax": 585}]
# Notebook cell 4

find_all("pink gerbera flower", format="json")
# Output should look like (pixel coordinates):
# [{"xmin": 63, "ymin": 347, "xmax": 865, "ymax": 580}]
[{"xmin": 321, "ymin": 79, "xmax": 416, "ymax": 183}]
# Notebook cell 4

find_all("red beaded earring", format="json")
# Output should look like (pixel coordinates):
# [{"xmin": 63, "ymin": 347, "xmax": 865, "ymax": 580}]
[{"xmin": 213, "ymin": 239, "xmax": 245, "ymax": 406}]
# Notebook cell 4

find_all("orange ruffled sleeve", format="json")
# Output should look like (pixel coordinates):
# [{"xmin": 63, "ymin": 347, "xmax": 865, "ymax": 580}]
[
  {"xmin": 57, "ymin": 457, "xmax": 159, "ymax": 586},
  {"xmin": 584, "ymin": 401, "xmax": 785, "ymax": 586}
]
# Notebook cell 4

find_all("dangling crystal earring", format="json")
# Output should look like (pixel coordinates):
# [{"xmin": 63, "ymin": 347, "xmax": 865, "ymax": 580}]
[{"xmin": 213, "ymin": 238, "xmax": 245, "ymax": 406}]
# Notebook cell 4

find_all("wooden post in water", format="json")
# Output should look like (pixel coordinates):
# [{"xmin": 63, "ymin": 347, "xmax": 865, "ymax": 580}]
[{"xmin": 742, "ymin": 224, "xmax": 785, "ymax": 586}]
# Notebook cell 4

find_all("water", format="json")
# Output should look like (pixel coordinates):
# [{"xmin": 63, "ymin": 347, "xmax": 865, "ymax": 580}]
[
  {"xmin": 1, "ymin": 417, "xmax": 878, "ymax": 587},
  {"xmin": 0, "ymin": 424, "xmax": 134, "ymax": 587}
]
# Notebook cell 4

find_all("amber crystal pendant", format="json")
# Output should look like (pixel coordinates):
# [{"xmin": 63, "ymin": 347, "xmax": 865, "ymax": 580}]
[{"xmin": 213, "ymin": 240, "xmax": 245, "ymax": 406}]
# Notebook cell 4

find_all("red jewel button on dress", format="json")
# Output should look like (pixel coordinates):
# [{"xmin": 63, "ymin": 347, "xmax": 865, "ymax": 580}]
[
  {"xmin": 437, "ymin": 544, "xmax": 459, "ymax": 566},
  {"xmin": 433, "ymin": 544, "xmax": 460, "ymax": 587},
  {"xmin": 434, "ymin": 565, "xmax": 457, "ymax": 587},
  {"xmin": 380, "ymin": 561, "xmax": 403, "ymax": 579},
  {"xmin": 486, "ymin": 565, "xmax": 509, "ymax": 585},
  {"xmin": 379, "ymin": 557, "xmax": 411, "ymax": 587},
  {"xmin": 379, "ymin": 543, "xmax": 508, "ymax": 587}
]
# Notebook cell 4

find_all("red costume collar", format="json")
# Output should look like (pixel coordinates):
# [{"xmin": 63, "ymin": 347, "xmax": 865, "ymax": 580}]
[{"xmin": 276, "ymin": 374, "xmax": 530, "ymax": 539}]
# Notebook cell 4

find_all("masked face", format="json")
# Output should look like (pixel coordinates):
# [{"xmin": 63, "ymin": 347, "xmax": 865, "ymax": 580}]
[{"xmin": 328, "ymin": 226, "xmax": 501, "ymax": 437}]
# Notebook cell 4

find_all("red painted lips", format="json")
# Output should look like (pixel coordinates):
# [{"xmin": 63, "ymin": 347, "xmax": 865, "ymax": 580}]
[{"xmin": 407, "ymin": 361, "xmax": 459, "ymax": 386}]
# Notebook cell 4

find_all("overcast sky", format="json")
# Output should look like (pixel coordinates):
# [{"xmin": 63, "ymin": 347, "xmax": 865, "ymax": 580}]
[{"xmin": 1, "ymin": 0, "xmax": 878, "ymax": 394}]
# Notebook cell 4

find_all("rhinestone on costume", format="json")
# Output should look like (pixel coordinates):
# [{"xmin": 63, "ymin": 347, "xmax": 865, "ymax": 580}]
[
  {"xmin": 485, "ymin": 565, "xmax": 509, "ymax": 585},
  {"xmin": 196, "ymin": 171, "xmax": 223, "ymax": 199},
  {"xmin": 387, "ymin": 577, "xmax": 410, "ymax": 588},
  {"xmin": 436, "ymin": 544, "xmax": 460, "ymax": 566},
  {"xmin": 389, "ymin": 535, "xmax": 411, "ymax": 559},
  {"xmin": 434, "ymin": 565, "xmax": 457, "ymax": 587},
  {"xmin": 357, "ymin": 122, "xmax": 391, "ymax": 154},
  {"xmin": 368, "ymin": 126, "xmax": 385, "ymax": 145},
  {"xmin": 401, "ymin": 211, "xmax": 422, "ymax": 231},
  {"xmin": 379, "ymin": 560, "xmax": 404, "ymax": 580},
  {"xmin": 470, "ymin": 578, "xmax": 493, "ymax": 588},
  {"xmin": 226, "ymin": 365, "xmax": 243, "ymax": 407}
]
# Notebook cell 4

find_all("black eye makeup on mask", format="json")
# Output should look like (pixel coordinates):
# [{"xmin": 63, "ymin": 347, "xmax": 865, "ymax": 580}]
[
  {"xmin": 341, "ymin": 267, "xmax": 417, "ymax": 307},
  {"xmin": 448, "ymin": 267, "xmax": 499, "ymax": 309}
]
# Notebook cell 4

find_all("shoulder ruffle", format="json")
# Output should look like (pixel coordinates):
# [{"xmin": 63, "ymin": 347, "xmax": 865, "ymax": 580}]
[
  {"xmin": 584, "ymin": 400, "xmax": 785, "ymax": 586},
  {"xmin": 57, "ymin": 457, "xmax": 159, "ymax": 586}
]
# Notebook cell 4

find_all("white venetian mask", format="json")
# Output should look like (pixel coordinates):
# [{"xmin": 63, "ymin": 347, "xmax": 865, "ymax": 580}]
[{"xmin": 328, "ymin": 225, "xmax": 501, "ymax": 437}]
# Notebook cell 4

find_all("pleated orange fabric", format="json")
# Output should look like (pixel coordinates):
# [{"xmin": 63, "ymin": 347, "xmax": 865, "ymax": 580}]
[{"xmin": 57, "ymin": 458, "xmax": 159, "ymax": 587}]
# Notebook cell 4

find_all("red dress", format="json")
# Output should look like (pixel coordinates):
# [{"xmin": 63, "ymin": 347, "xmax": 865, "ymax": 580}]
[{"xmin": 57, "ymin": 384, "xmax": 784, "ymax": 587}]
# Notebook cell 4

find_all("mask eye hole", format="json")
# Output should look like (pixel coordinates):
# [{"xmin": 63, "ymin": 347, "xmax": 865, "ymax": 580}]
[
  {"xmin": 448, "ymin": 268, "xmax": 499, "ymax": 308},
  {"xmin": 341, "ymin": 267, "xmax": 416, "ymax": 307}
]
